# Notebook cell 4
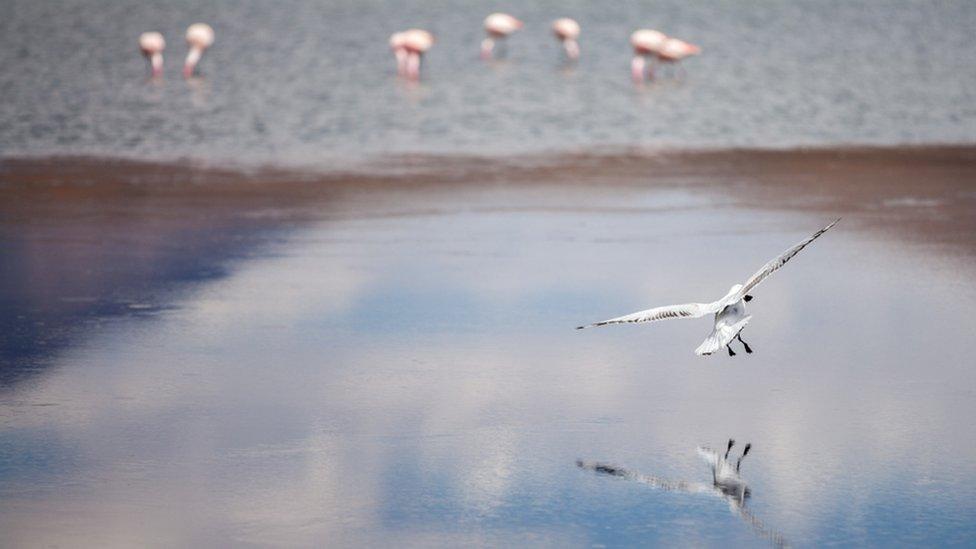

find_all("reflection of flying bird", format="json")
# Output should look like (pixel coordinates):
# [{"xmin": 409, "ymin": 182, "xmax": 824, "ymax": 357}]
[
  {"xmin": 577, "ymin": 219, "xmax": 839, "ymax": 357},
  {"xmin": 698, "ymin": 438, "xmax": 752, "ymax": 503},
  {"xmin": 578, "ymin": 440, "xmax": 789, "ymax": 547},
  {"xmin": 139, "ymin": 32, "xmax": 166, "ymax": 77},
  {"xmin": 184, "ymin": 23, "xmax": 215, "ymax": 78},
  {"xmin": 552, "ymin": 18, "xmax": 581, "ymax": 60},
  {"xmin": 481, "ymin": 13, "xmax": 523, "ymax": 60}
]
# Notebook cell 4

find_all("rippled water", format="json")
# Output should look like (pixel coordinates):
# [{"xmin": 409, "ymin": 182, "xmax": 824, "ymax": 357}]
[
  {"xmin": 2, "ymin": 157, "xmax": 975, "ymax": 546},
  {"xmin": 2, "ymin": 0, "xmax": 975, "ymax": 167}
]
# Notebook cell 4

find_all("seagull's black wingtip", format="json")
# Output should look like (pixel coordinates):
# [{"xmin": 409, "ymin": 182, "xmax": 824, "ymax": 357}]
[{"xmin": 576, "ymin": 325, "xmax": 586, "ymax": 330}]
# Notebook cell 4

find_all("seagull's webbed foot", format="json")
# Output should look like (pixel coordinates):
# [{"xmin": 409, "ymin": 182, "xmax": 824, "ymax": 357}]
[
  {"xmin": 736, "ymin": 333, "xmax": 753, "ymax": 354},
  {"xmin": 727, "ymin": 346, "xmax": 736, "ymax": 357}
]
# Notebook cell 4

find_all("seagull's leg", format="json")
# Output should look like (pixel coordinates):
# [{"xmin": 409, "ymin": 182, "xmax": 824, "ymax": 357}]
[
  {"xmin": 727, "ymin": 345, "xmax": 736, "ymax": 357},
  {"xmin": 736, "ymin": 443, "xmax": 751, "ymax": 472},
  {"xmin": 736, "ymin": 333, "xmax": 753, "ymax": 354}
]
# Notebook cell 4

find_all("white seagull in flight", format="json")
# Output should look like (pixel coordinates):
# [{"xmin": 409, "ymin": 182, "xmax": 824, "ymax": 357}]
[{"xmin": 577, "ymin": 219, "xmax": 840, "ymax": 356}]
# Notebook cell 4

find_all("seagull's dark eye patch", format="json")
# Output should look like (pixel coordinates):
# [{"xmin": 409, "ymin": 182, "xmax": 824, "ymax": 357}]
[{"xmin": 744, "ymin": 295, "xmax": 754, "ymax": 302}]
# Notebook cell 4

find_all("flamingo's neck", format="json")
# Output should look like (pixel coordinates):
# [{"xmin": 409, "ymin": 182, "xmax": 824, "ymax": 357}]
[
  {"xmin": 631, "ymin": 55, "xmax": 646, "ymax": 82},
  {"xmin": 405, "ymin": 52, "xmax": 421, "ymax": 80},
  {"xmin": 480, "ymin": 38, "xmax": 494, "ymax": 60},
  {"xmin": 149, "ymin": 52, "xmax": 163, "ymax": 76},
  {"xmin": 184, "ymin": 47, "xmax": 203, "ymax": 78},
  {"xmin": 563, "ymin": 39, "xmax": 579, "ymax": 60},
  {"xmin": 394, "ymin": 49, "xmax": 408, "ymax": 75}
]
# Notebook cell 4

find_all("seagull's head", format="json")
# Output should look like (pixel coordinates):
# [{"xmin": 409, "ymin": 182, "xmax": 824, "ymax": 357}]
[{"xmin": 743, "ymin": 295, "xmax": 754, "ymax": 302}]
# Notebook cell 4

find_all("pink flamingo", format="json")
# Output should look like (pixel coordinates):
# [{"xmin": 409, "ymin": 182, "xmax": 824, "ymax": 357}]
[
  {"xmin": 139, "ymin": 32, "xmax": 165, "ymax": 77},
  {"xmin": 552, "ymin": 18, "xmax": 580, "ymax": 60},
  {"xmin": 183, "ymin": 23, "xmax": 214, "ymax": 78},
  {"xmin": 481, "ymin": 13, "xmax": 523, "ymax": 60},
  {"xmin": 389, "ymin": 32, "xmax": 408, "ymax": 76},
  {"xmin": 630, "ymin": 29, "xmax": 667, "ymax": 81},
  {"xmin": 657, "ymin": 38, "xmax": 702, "ymax": 75},
  {"xmin": 400, "ymin": 29, "xmax": 434, "ymax": 80}
]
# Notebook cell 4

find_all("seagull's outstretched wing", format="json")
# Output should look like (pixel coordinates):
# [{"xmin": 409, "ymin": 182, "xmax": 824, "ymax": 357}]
[
  {"xmin": 576, "ymin": 460, "xmax": 712, "ymax": 494},
  {"xmin": 576, "ymin": 302, "xmax": 718, "ymax": 330},
  {"xmin": 730, "ymin": 218, "xmax": 840, "ymax": 303},
  {"xmin": 735, "ymin": 505, "xmax": 792, "ymax": 548}
]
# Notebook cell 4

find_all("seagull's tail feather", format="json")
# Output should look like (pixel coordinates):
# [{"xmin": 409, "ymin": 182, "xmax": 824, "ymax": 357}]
[
  {"xmin": 695, "ymin": 334, "xmax": 722, "ymax": 356},
  {"xmin": 695, "ymin": 316, "xmax": 751, "ymax": 356},
  {"xmin": 696, "ymin": 446, "xmax": 720, "ymax": 467}
]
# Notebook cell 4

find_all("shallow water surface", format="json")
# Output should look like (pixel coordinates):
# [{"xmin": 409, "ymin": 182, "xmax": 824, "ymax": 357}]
[{"xmin": 1, "ymin": 155, "xmax": 975, "ymax": 546}]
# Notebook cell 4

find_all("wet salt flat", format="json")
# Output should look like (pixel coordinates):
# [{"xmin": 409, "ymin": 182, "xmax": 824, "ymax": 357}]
[{"xmin": 2, "ymin": 156, "xmax": 975, "ymax": 546}]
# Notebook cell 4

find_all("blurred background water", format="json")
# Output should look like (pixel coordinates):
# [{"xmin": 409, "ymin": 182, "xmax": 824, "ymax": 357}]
[{"xmin": 1, "ymin": 0, "xmax": 975, "ymax": 168}]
